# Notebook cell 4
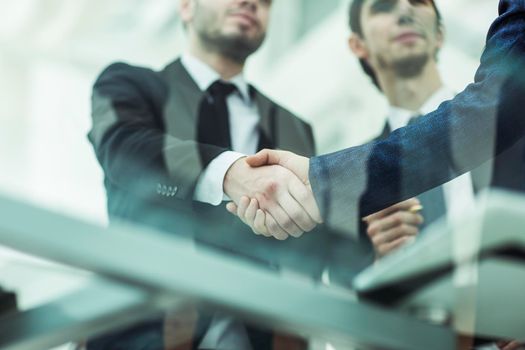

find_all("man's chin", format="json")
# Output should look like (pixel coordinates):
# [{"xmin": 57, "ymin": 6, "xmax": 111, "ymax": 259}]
[
  {"xmin": 223, "ymin": 28, "xmax": 262, "ymax": 43},
  {"xmin": 213, "ymin": 36, "xmax": 263, "ymax": 62},
  {"xmin": 392, "ymin": 54, "xmax": 430, "ymax": 78},
  {"xmin": 221, "ymin": 32, "xmax": 264, "ymax": 51}
]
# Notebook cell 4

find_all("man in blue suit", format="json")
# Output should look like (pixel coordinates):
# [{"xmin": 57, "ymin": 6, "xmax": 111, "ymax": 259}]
[
  {"xmin": 229, "ymin": 0, "xmax": 525, "ymax": 239},
  {"xmin": 346, "ymin": 0, "xmax": 525, "ymax": 259},
  {"xmin": 346, "ymin": 0, "xmax": 477, "ymax": 258}
]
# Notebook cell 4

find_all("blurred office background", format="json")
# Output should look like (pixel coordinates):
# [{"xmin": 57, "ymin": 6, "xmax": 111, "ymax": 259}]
[{"xmin": 0, "ymin": 1, "xmax": 501, "ymax": 348}]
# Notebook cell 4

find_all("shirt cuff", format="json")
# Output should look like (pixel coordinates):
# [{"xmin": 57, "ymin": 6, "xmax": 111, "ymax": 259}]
[{"xmin": 193, "ymin": 151, "xmax": 246, "ymax": 206}]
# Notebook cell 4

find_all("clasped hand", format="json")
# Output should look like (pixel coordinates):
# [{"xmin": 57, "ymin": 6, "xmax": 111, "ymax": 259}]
[{"xmin": 224, "ymin": 149, "xmax": 322, "ymax": 240}]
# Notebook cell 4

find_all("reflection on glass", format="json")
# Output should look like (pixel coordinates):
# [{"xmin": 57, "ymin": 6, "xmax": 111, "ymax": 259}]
[{"xmin": 2, "ymin": 0, "xmax": 525, "ymax": 349}]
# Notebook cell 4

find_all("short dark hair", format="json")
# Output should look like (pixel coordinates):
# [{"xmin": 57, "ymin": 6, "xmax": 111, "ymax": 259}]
[{"xmin": 349, "ymin": 0, "xmax": 443, "ymax": 90}]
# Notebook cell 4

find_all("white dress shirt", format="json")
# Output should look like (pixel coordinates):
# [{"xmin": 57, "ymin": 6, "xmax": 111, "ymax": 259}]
[
  {"xmin": 181, "ymin": 53, "xmax": 259, "ymax": 206},
  {"xmin": 387, "ymin": 86, "xmax": 477, "ymax": 221}
]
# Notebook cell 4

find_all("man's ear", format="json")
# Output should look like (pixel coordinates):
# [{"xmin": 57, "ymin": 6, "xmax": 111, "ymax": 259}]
[
  {"xmin": 436, "ymin": 24, "xmax": 445, "ymax": 51},
  {"xmin": 348, "ymin": 33, "xmax": 369, "ymax": 60},
  {"xmin": 179, "ymin": 0, "xmax": 195, "ymax": 24}
]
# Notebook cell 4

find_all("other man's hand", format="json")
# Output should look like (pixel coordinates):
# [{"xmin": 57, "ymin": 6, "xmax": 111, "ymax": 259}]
[
  {"xmin": 363, "ymin": 198, "xmax": 424, "ymax": 259},
  {"xmin": 246, "ymin": 149, "xmax": 311, "ymax": 186},
  {"xmin": 226, "ymin": 197, "xmax": 289, "ymax": 239},
  {"xmin": 224, "ymin": 157, "xmax": 321, "ymax": 239}
]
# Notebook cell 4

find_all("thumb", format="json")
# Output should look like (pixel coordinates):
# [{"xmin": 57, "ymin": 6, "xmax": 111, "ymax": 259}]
[
  {"xmin": 226, "ymin": 202, "xmax": 238, "ymax": 215},
  {"xmin": 246, "ymin": 149, "xmax": 284, "ymax": 167}
]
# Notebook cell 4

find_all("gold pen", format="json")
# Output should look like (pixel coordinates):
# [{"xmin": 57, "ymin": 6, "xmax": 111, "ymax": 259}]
[
  {"xmin": 362, "ymin": 204, "xmax": 423, "ymax": 222},
  {"xmin": 408, "ymin": 204, "xmax": 424, "ymax": 214}
]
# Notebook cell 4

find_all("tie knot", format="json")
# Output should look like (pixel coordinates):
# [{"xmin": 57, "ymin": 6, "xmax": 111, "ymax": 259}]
[{"xmin": 208, "ymin": 80, "xmax": 238, "ymax": 98}]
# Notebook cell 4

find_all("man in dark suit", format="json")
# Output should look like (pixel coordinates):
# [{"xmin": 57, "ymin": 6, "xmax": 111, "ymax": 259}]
[
  {"xmin": 87, "ymin": 0, "xmax": 335, "ymax": 349},
  {"xmin": 232, "ymin": 0, "xmax": 525, "ymax": 239}
]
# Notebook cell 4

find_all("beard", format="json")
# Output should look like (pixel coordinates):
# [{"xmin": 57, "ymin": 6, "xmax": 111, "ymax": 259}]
[
  {"xmin": 199, "ymin": 29, "xmax": 265, "ymax": 64},
  {"xmin": 379, "ymin": 53, "xmax": 430, "ymax": 79},
  {"xmin": 192, "ymin": 2, "xmax": 265, "ymax": 64}
]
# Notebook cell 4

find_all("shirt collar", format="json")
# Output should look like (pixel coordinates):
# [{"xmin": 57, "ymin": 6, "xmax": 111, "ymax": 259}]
[
  {"xmin": 387, "ymin": 86, "xmax": 455, "ymax": 131},
  {"xmin": 181, "ymin": 52, "xmax": 251, "ymax": 102}
]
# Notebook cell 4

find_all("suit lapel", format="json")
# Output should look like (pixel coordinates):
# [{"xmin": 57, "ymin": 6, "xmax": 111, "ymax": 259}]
[
  {"xmin": 160, "ymin": 59, "xmax": 205, "ymax": 139},
  {"xmin": 252, "ymin": 87, "xmax": 277, "ymax": 150},
  {"xmin": 160, "ymin": 66, "xmax": 278, "ymax": 151}
]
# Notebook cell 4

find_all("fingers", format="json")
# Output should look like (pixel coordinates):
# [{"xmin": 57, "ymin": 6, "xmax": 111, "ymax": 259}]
[
  {"xmin": 376, "ymin": 236, "xmax": 415, "ymax": 257},
  {"xmin": 364, "ymin": 198, "xmax": 420, "ymax": 223},
  {"xmin": 246, "ymin": 150, "xmax": 311, "ymax": 190},
  {"xmin": 236, "ymin": 196, "xmax": 251, "ymax": 223},
  {"xmin": 263, "ymin": 212, "xmax": 290, "ymax": 240},
  {"xmin": 288, "ymin": 177, "xmax": 323, "ymax": 225},
  {"xmin": 366, "ymin": 206, "xmax": 424, "ymax": 259},
  {"xmin": 238, "ymin": 198, "xmax": 270, "ymax": 237},
  {"xmin": 226, "ymin": 156, "xmax": 319, "ymax": 240},
  {"xmin": 253, "ymin": 209, "xmax": 270, "ymax": 236},
  {"xmin": 225, "ymin": 196, "xmax": 299, "ymax": 240},
  {"xmin": 258, "ymin": 167, "xmax": 321, "ymax": 235},
  {"xmin": 257, "ymin": 193, "xmax": 303, "ymax": 238},
  {"xmin": 244, "ymin": 198, "xmax": 258, "ymax": 224},
  {"xmin": 367, "ymin": 211, "xmax": 424, "ymax": 238},
  {"xmin": 246, "ymin": 149, "xmax": 283, "ymax": 167},
  {"xmin": 226, "ymin": 202, "xmax": 238, "ymax": 215},
  {"xmin": 370, "ymin": 223, "xmax": 419, "ymax": 247},
  {"xmin": 276, "ymin": 187, "xmax": 315, "ymax": 234}
]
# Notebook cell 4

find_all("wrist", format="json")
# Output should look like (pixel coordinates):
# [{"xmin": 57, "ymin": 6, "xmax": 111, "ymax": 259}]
[
  {"xmin": 223, "ymin": 157, "xmax": 248, "ymax": 200},
  {"xmin": 302, "ymin": 157, "xmax": 311, "ymax": 185}
]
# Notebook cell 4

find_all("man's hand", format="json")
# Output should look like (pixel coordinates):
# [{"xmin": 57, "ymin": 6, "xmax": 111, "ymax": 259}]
[
  {"xmin": 246, "ymin": 149, "xmax": 311, "ymax": 185},
  {"xmin": 226, "ymin": 196, "xmax": 285, "ymax": 238},
  {"xmin": 363, "ymin": 198, "xmax": 424, "ymax": 259},
  {"xmin": 224, "ymin": 157, "xmax": 322, "ymax": 239}
]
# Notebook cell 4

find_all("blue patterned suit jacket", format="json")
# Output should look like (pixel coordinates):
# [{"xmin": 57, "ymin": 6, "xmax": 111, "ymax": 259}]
[{"xmin": 310, "ymin": 0, "xmax": 525, "ymax": 235}]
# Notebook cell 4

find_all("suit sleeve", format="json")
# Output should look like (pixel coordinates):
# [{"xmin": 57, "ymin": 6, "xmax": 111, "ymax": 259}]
[
  {"xmin": 310, "ymin": 0, "xmax": 525, "ymax": 235},
  {"xmin": 89, "ymin": 63, "xmax": 228, "ymax": 201}
]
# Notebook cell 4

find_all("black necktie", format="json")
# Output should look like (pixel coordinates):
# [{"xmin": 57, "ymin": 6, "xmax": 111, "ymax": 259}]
[
  {"xmin": 197, "ymin": 81, "xmax": 238, "ymax": 165},
  {"xmin": 409, "ymin": 114, "xmax": 447, "ymax": 230}
]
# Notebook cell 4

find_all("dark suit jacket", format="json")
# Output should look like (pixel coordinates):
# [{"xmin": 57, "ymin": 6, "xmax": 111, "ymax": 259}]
[
  {"xmin": 88, "ymin": 59, "xmax": 353, "ymax": 349},
  {"xmin": 377, "ymin": 121, "xmax": 525, "ymax": 189},
  {"xmin": 88, "ymin": 59, "xmax": 329, "ymax": 270},
  {"xmin": 371, "ymin": 121, "xmax": 525, "ymax": 206},
  {"xmin": 310, "ymin": 0, "xmax": 525, "ymax": 234}
]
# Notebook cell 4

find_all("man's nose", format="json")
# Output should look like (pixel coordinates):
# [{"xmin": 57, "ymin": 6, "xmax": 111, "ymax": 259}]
[
  {"xmin": 396, "ymin": 0, "xmax": 416, "ymax": 26},
  {"xmin": 397, "ymin": 0, "xmax": 416, "ymax": 16}
]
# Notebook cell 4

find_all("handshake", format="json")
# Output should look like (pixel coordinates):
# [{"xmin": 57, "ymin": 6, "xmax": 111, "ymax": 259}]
[
  {"xmin": 223, "ymin": 149, "xmax": 322, "ymax": 240},
  {"xmin": 223, "ymin": 149, "xmax": 425, "ymax": 260}
]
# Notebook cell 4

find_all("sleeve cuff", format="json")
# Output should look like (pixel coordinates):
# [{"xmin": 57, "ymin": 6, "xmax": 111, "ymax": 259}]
[{"xmin": 193, "ymin": 151, "xmax": 246, "ymax": 206}]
